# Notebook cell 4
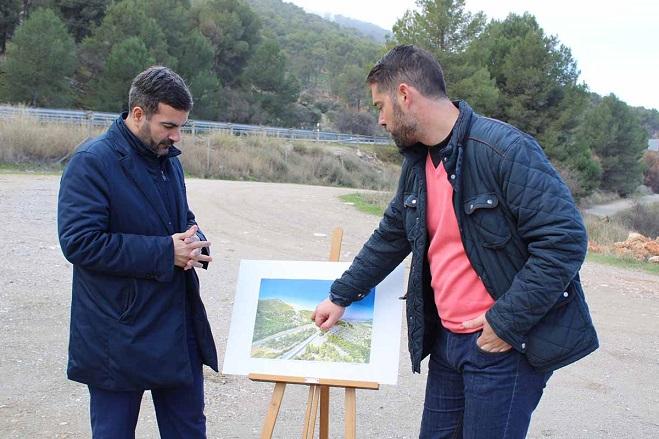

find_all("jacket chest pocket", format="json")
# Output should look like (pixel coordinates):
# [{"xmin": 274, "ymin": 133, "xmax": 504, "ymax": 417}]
[{"xmin": 464, "ymin": 194, "xmax": 511, "ymax": 249}]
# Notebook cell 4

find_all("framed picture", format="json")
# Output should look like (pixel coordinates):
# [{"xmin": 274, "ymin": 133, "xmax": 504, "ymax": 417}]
[{"xmin": 222, "ymin": 260, "xmax": 404, "ymax": 385}]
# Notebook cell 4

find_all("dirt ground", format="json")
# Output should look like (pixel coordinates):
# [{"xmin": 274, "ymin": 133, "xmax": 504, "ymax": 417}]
[{"xmin": 1, "ymin": 173, "xmax": 657, "ymax": 438}]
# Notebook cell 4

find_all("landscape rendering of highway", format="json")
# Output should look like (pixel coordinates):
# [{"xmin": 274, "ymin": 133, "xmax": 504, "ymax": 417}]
[{"xmin": 251, "ymin": 298, "xmax": 372, "ymax": 363}]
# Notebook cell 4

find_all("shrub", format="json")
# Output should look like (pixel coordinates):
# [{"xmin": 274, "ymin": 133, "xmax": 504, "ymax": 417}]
[
  {"xmin": 372, "ymin": 145, "xmax": 403, "ymax": 165},
  {"xmin": 554, "ymin": 163, "xmax": 585, "ymax": 200},
  {"xmin": 613, "ymin": 202, "xmax": 659, "ymax": 239},
  {"xmin": 643, "ymin": 151, "xmax": 659, "ymax": 193},
  {"xmin": 330, "ymin": 109, "xmax": 378, "ymax": 136}
]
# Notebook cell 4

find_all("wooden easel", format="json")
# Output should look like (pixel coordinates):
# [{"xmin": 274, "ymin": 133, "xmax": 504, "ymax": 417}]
[{"xmin": 248, "ymin": 228, "xmax": 380, "ymax": 439}]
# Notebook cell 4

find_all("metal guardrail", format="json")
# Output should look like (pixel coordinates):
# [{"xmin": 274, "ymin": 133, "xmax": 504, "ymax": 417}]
[{"xmin": 0, "ymin": 105, "xmax": 391, "ymax": 145}]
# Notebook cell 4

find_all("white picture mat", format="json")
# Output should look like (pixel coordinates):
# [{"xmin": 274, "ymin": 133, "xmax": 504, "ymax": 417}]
[{"xmin": 222, "ymin": 260, "xmax": 404, "ymax": 385}]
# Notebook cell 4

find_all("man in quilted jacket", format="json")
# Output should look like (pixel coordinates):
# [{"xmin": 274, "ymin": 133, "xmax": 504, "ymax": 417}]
[{"xmin": 312, "ymin": 45, "xmax": 598, "ymax": 438}]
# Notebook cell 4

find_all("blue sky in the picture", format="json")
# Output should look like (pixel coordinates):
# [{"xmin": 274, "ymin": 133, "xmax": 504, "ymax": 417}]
[{"xmin": 258, "ymin": 278, "xmax": 375, "ymax": 320}]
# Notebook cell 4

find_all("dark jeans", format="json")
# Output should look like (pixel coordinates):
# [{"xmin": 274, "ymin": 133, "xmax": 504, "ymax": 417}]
[
  {"xmin": 420, "ymin": 326, "xmax": 552, "ymax": 439},
  {"xmin": 88, "ymin": 335, "xmax": 206, "ymax": 439}
]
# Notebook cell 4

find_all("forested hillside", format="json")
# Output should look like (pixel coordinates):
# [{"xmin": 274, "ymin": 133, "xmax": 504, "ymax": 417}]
[
  {"xmin": 0, "ymin": 0, "xmax": 656, "ymax": 197},
  {"xmin": 244, "ymin": 0, "xmax": 383, "ymax": 133},
  {"xmin": 330, "ymin": 15, "xmax": 389, "ymax": 43}
]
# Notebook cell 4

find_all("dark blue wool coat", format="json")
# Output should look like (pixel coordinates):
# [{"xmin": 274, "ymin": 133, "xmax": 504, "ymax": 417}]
[
  {"xmin": 58, "ymin": 117, "xmax": 218, "ymax": 391},
  {"xmin": 330, "ymin": 101, "xmax": 598, "ymax": 373}
]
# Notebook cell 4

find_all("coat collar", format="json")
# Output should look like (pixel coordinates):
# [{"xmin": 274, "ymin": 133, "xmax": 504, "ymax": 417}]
[
  {"xmin": 110, "ymin": 112, "xmax": 182, "ymax": 160},
  {"xmin": 108, "ymin": 115, "xmax": 180, "ymax": 234}
]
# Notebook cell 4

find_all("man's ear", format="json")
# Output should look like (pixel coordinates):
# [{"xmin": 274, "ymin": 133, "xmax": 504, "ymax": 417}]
[
  {"xmin": 130, "ymin": 106, "xmax": 145, "ymax": 122},
  {"xmin": 398, "ymin": 83, "xmax": 413, "ymax": 108}
]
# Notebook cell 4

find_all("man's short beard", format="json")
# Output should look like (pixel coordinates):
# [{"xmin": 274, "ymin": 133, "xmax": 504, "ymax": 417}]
[
  {"xmin": 391, "ymin": 122, "xmax": 417, "ymax": 150},
  {"xmin": 153, "ymin": 140, "xmax": 173, "ymax": 156},
  {"xmin": 391, "ymin": 100, "xmax": 418, "ymax": 150},
  {"xmin": 138, "ymin": 121, "xmax": 172, "ymax": 156}
]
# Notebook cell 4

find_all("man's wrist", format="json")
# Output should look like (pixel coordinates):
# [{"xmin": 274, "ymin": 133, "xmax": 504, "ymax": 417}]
[{"xmin": 329, "ymin": 293, "xmax": 350, "ymax": 307}]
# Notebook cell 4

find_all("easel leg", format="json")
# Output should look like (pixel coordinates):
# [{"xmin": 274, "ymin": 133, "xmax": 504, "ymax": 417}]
[
  {"xmin": 329, "ymin": 228, "xmax": 343, "ymax": 262},
  {"xmin": 302, "ymin": 384, "xmax": 321, "ymax": 439},
  {"xmin": 319, "ymin": 385, "xmax": 329, "ymax": 439},
  {"xmin": 261, "ymin": 382, "xmax": 286, "ymax": 439},
  {"xmin": 345, "ymin": 387, "xmax": 356, "ymax": 439}
]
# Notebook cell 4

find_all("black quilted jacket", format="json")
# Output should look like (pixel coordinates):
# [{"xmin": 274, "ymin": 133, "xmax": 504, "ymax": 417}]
[{"xmin": 330, "ymin": 101, "xmax": 598, "ymax": 373}]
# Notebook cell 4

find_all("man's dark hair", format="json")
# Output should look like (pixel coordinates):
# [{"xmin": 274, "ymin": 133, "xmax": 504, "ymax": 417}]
[
  {"xmin": 128, "ymin": 66, "xmax": 193, "ymax": 116},
  {"xmin": 366, "ymin": 45, "xmax": 447, "ymax": 99}
]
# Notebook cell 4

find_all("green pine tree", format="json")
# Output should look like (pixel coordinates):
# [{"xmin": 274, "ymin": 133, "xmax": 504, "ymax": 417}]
[
  {"xmin": 1, "ymin": 8, "xmax": 76, "ymax": 107},
  {"xmin": 0, "ymin": 0, "xmax": 21, "ymax": 53},
  {"xmin": 88, "ymin": 37, "xmax": 155, "ymax": 112},
  {"xmin": 578, "ymin": 94, "xmax": 648, "ymax": 196}
]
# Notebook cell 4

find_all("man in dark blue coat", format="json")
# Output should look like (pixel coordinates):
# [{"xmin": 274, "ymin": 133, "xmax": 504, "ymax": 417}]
[
  {"xmin": 58, "ymin": 66, "xmax": 218, "ymax": 438},
  {"xmin": 312, "ymin": 46, "xmax": 598, "ymax": 438}
]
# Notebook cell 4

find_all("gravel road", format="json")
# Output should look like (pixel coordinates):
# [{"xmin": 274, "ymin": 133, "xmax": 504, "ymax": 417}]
[
  {"xmin": 1, "ymin": 173, "xmax": 657, "ymax": 438},
  {"xmin": 583, "ymin": 194, "xmax": 659, "ymax": 217}
]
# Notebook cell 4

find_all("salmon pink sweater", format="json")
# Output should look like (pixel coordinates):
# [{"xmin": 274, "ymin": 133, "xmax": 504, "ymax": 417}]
[{"xmin": 425, "ymin": 153, "xmax": 494, "ymax": 333}]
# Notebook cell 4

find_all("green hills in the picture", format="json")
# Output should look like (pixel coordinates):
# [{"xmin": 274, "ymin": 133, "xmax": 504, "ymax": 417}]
[{"xmin": 251, "ymin": 299, "xmax": 372, "ymax": 363}]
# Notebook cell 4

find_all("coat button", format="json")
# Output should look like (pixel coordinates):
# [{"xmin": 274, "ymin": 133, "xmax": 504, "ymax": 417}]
[
  {"xmin": 470, "ymin": 204, "xmax": 474, "ymax": 210},
  {"xmin": 487, "ymin": 199, "xmax": 493, "ymax": 205},
  {"xmin": 521, "ymin": 343, "xmax": 526, "ymax": 350},
  {"xmin": 412, "ymin": 199, "xmax": 417, "ymax": 204},
  {"xmin": 450, "ymin": 174, "xmax": 456, "ymax": 180},
  {"xmin": 563, "ymin": 291, "xmax": 569, "ymax": 297}
]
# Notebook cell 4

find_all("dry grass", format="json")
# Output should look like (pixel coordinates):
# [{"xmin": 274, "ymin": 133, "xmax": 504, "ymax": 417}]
[
  {"xmin": 584, "ymin": 214, "xmax": 631, "ymax": 246},
  {"xmin": 584, "ymin": 203, "xmax": 659, "ymax": 275},
  {"xmin": 585, "ymin": 202, "xmax": 659, "ymax": 247},
  {"xmin": 0, "ymin": 114, "xmax": 400, "ymax": 191},
  {"xmin": 178, "ymin": 133, "xmax": 399, "ymax": 190},
  {"xmin": 0, "ymin": 113, "xmax": 101, "ymax": 164}
]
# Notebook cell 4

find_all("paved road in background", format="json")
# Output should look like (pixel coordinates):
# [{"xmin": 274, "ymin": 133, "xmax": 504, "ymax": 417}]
[{"xmin": 1, "ymin": 174, "xmax": 657, "ymax": 438}]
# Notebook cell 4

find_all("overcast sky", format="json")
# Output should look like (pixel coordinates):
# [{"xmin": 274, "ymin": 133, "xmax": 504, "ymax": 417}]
[{"xmin": 287, "ymin": 0, "xmax": 658, "ymax": 111}]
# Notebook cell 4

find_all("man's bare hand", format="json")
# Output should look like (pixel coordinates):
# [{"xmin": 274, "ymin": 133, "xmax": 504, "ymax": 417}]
[
  {"xmin": 462, "ymin": 313, "xmax": 512, "ymax": 353},
  {"xmin": 311, "ymin": 298, "xmax": 345, "ymax": 331},
  {"xmin": 172, "ymin": 226, "xmax": 212, "ymax": 270},
  {"xmin": 183, "ymin": 232, "xmax": 203, "ymax": 270}
]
